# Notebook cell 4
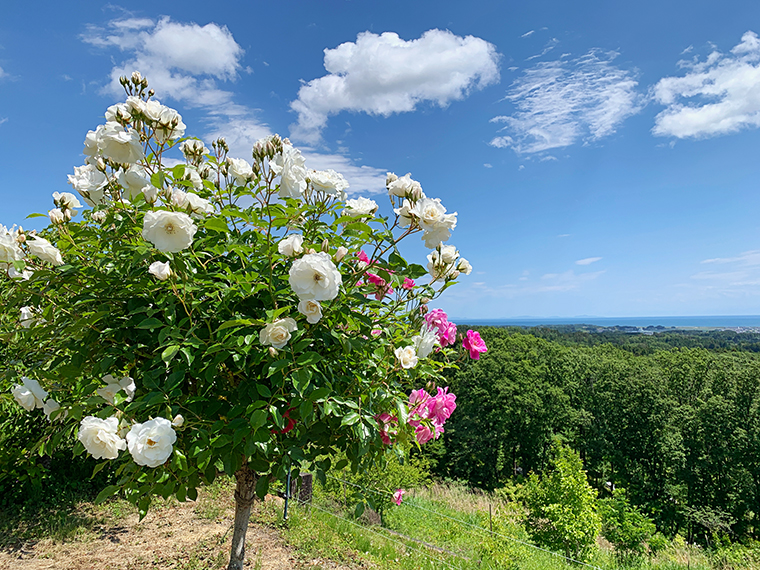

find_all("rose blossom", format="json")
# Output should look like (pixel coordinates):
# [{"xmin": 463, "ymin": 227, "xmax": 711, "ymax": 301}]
[
  {"xmin": 413, "ymin": 324, "xmax": 439, "ymax": 359},
  {"xmin": 457, "ymin": 258, "xmax": 472, "ymax": 275},
  {"xmin": 126, "ymin": 417, "xmax": 177, "ymax": 468},
  {"xmin": 118, "ymin": 165, "xmax": 151, "ymax": 200},
  {"xmin": 289, "ymin": 252, "xmax": 342, "ymax": 301},
  {"xmin": 462, "ymin": 330, "xmax": 488, "ymax": 360},
  {"xmin": 278, "ymin": 235, "xmax": 304, "ymax": 257},
  {"xmin": 410, "ymin": 197, "xmax": 457, "ymax": 248},
  {"xmin": 172, "ymin": 414, "xmax": 185, "ymax": 427},
  {"xmin": 376, "ymin": 413, "xmax": 397, "ymax": 445},
  {"xmin": 43, "ymin": 398, "xmax": 64, "ymax": 421},
  {"xmin": 78, "ymin": 416, "xmax": 127, "ymax": 460},
  {"xmin": 270, "ymin": 144, "xmax": 308, "ymax": 198},
  {"xmin": 11, "ymin": 377, "xmax": 48, "ymax": 411},
  {"xmin": 343, "ymin": 197, "xmax": 378, "ymax": 218},
  {"xmin": 424, "ymin": 309, "xmax": 457, "ymax": 347},
  {"xmin": 402, "ymin": 278, "xmax": 415, "ymax": 290},
  {"xmin": 0, "ymin": 225, "xmax": 23, "ymax": 264},
  {"xmin": 310, "ymin": 169, "xmax": 349, "ymax": 199},
  {"xmin": 148, "ymin": 260, "xmax": 172, "ymax": 281},
  {"xmin": 259, "ymin": 318, "xmax": 298, "ymax": 349},
  {"xmin": 48, "ymin": 209, "xmax": 65, "ymax": 225},
  {"xmin": 27, "ymin": 236, "xmax": 64, "ymax": 266},
  {"xmin": 180, "ymin": 139, "xmax": 209, "ymax": 159},
  {"xmin": 427, "ymin": 387, "xmax": 457, "ymax": 424},
  {"xmin": 394, "ymin": 345, "xmax": 418, "ymax": 369},
  {"xmin": 298, "ymin": 299, "xmax": 323, "ymax": 324},
  {"xmin": 20, "ymin": 306, "xmax": 39, "ymax": 328},
  {"xmin": 97, "ymin": 122, "xmax": 145, "ymax": 164},
  {"xmin": 52, "ymin": 192, "xmax": 83, "ymax": 210},
  {"xmin": 227, "ymin": 157, "xmax": 253, "ymax": 185},
  {"xmin": 67, "ymin": 164, "xmax": 108, "ymax": 206},
  {"xmin": 387, "ymin": 173, "xmax": 423, "ymax": 200},
  {"xmin": 142, "ymin": 210, "xmax": 197, "ymax": 252},
  {"xmin": 96, "ymin": 374, "xmax": 136, "ymax": 404},
  {"xmin": 393, "ymin": 489, "xmax": 406, "ymax": 506}
]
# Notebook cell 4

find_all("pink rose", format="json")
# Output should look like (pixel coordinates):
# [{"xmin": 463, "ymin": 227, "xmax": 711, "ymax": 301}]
[
  {"xmin": 376, "ymin": 412, "xmax": 397, "ymax": 445},
  {"xmin": 462, "ymin": 330, "xmax": 487, "ymax": 360},
  {"xmin": 427, "ymin": 386, "xmax": 457, "ymax": 424},
  {"xmin": 424, "ymin": 309, "xmax": 457, "ymax": 347},
  {"xmin": 402, "ymin": 278, "xmax": 415, "ymax": 290},
  {"xmin": 393, "ymin": 488, "xmax": 405, "ymax": 506}
]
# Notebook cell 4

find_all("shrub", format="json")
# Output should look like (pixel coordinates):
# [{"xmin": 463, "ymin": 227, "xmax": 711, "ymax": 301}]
[{"xmin": 598, "ymin": 487, "xmax": 656, "ymax": 561}]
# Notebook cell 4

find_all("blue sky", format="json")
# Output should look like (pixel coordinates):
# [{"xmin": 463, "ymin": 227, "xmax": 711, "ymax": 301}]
[{"xmin": 3, "ymin": 0, "xmax": 760, "ymax": 319}]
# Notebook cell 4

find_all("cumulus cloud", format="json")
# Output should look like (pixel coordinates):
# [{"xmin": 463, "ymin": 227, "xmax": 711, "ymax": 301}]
[
  {"xmin": 82, "ymin": 16, "xmax": 243, "ymax": 108},
  {"xmin": 290, "ymin": 29, "xmax": 500, "ymax": 142},
  {"xmin": 576, "ymin": 256, "xmax": 602, "ymax": 265},
  {"xmin": 490, "ymin": 49, "xmax": 642, "ymax": 154},
  {"xmin": 652, "ymin": 31, "xmax": 760, "ymax": 139}
]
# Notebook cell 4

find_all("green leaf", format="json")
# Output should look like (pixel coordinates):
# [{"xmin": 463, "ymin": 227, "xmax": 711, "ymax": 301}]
[
  {"xmin": 161, "ymin": 345, "xmax": 181, "ymax": 364},
  {"xmin": 137, "ymin": 317, "xmax": 163, "ymax": 329},
  {"xmin": 91, "ymin": 461, "xmax": 110, "ymax": 479},
  {"xmin": 296, "ymin": 352, "xmax": 323, "ymax": 366},
  {"xmin": 138, "ymin": 495, "xmax": 152, "ymax": 520},
  {"xmin": 250, "ymin": 409, "xmax": 268, "ymax": 430},
  {"xmin": 354, "ymin": 502, "xmax": 365, "ymax": 518},
  {"xmin": 341, "ymin": 412, "xmax": 360, "ymax": 427},
  {"xmin": 255, "ymin": 476, "xmax": 270, "ymax": 498},
  {"xmin": 205, "ymin": 217, "xmax": 229, "ymax": 233},
  {"xmin": 25, "ymin": 212, "xmax": 48, "ymax": 219},
  {"xmin": 94, "ymin": 485, "xmax": 120, "ymax": 504},
  {"xmin": 217, "ymin": 319, "xmax": 255, "ymax": 332}
]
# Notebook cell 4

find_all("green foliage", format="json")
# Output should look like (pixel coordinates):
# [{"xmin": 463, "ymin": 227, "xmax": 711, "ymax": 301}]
[
  {"xmin": 522, "ymin": 444, "xmax": 601, "ymax": 562},
  {"xmin": 322, "ymin": 448, "xmax": 431, "ymax": 523},
  {"xmin": 598, "ymin": 488, "xmax": 657, "ymax": 560}
]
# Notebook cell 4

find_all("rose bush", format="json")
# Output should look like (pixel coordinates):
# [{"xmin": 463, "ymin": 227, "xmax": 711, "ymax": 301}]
[{"xmin": 0, "ymin": 72, "xmax": 485, "ymax": 570}]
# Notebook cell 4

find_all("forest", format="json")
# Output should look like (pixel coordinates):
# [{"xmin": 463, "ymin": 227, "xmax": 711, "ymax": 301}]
[{"xmin": 429, "ymin": 326, "xmax": 760, "ymax": 546}]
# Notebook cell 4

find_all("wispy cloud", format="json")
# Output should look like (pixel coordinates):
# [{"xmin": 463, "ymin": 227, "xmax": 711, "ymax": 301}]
[
  {"xmin": 450, "ymin": 269, "xmax": 605, "ymax": 301},
  {"xmin": 526, "ymin": 38, "xmax": 558, "ymax": 61},
  {"xmin": 0, "ymin": 66, "xmax": 6, "ymax": 79},
  {"xmin": 490, "ymin": 49, "xmax": 643, "ymax": 154},
  {"xmin": 576, "ymin": 256, "xmax": 602, "ymax": 265},
  {"xmin": 483, "ymin": 163, "xmax": 493, "ymax": 168},
  {"xmin": 521, "ymin": 30, "xmax": 535, "ymax": 38},
  {"xmin": 290, "ymin": 29, "xmax": 500, "ymax": 143},
  {"xmin": 701, "ymin": 250, "xmax": 760, "ymax": 266},
  {"xmin": 0, "ymin": 117, "xmax": 8, "ymax": 126},
  {"xmin": 685, "ymin": 250, "xmax": 760, "ymax": 297},
  {"xmin": 653, "ymin": 31, "xmax": 760, "ymax": 139}
]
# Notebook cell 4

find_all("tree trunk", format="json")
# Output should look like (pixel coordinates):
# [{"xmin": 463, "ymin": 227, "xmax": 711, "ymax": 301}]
[{"xmin": 227, "ymin": 465, "xmax": 258, "ymax": 570}]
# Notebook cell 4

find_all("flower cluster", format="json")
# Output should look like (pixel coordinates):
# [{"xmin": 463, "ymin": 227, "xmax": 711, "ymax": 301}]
[
  {"xmin": 389, "ymin": 173, "xmax": 458, "ymax": 249},
  {"xmin": 408, "ymin": 387, "xmax": 457, "ymax": 444}
]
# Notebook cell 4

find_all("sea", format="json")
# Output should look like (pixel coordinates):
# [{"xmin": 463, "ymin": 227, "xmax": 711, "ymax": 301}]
[{"xmin": 454, "ymin": 316, "xmax": 760, "ymax": 329}]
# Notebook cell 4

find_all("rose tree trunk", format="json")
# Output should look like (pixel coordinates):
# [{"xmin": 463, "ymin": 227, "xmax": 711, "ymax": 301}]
[{"xmin": 227, "ymin": 465, "xmax": 258, "ymax": 570}]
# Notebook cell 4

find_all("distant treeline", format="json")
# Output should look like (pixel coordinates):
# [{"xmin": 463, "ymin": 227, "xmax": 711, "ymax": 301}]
[{"xmin": 431, "ymin": 327, "xmax": 760, "ymax": 543}]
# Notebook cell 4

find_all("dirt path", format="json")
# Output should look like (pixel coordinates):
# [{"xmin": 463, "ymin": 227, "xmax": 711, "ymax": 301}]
[{"xmin": 0, "ymin": 492, "xmax": 353, "ymax": 570}]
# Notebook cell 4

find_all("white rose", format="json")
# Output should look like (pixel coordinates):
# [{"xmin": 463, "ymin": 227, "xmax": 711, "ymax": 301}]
[
  {"xmin": 184, "ymin": 192, "xmax": 214, "ymax": 216},
  {"xmin": 259, "ymin": 318, "xmax": 298, "ymax": 349},
  {"xmin": 172, "ymin": 414, "xmax": 185, "ymax": 428},
  {"xmin": 457, "ymin": 258, "xmax": 472, "ymax": 275},
  {"xmin": 148, "ymin": 260, "xmax": 172, "ymax": 281},
  {"xmin": 394, "ymin": 345, "xmax": 418, "ymax": 369},
  {"xmin": 20, "ymin": 306, "xmax": 39, "ymax": 328},
  {"xmin": 83, "ymin": 127, "xmax": 102, "ymax": 160},
  {"xmin": 394, "ymin": 199, "xmax": 414, "ymax": 228},
  {"xmin": 97, "ymin": 374, "xmax": 136, "ymax": 404},
  {"xmin": 141, "ymin": 185, "xmax": 158, "ymax": 204},
  {"xmin": 180, "ymin": 139, "xmax": 209, "ymax": 159},
  {"xmin": 310, "ymin": 169, "xmax": 349, "ymax": 199},
  {"xmin": 227, "ymin": 157, "xmax": 253, "ymax": 185},
  {"xmin": 97, "ymin": 122, "xmax": 144, "ymax": 164},
  {"xmin": 343, "ymin": 197, "xmax": 378, "ymax": 218},
  {"xmin": 387, "ymin": 173, "xmax": 424, "ymax": 200},
  {"xmin": 141, "ymin": 99, "xmax": 165, "ymax": 121},
  {"xmin": 79, "ymin": 416, "xmax": 127, "ymax": 460},
  {"xmin": 52, "ymin": 191, "xmax": 83, "ymax": 210},
  {"xmin": 410, "ymin": 197, "xmax": 457, "ymax": 248},
  {"xmin": 298, "ymin": 299, "xmax": 323, "ymax": 324},
  {"xmin": 439, "ymin": 244, "xmax": 459, "ymax": 264},
  {"xmin": 278, "ymin": 235, "xmax": 304, "ymax": 257},
  {"xmin": 118, "ymin": 165, "xmax": 150, "ymax": 200},
  {"xmin": 11, "ymin": 377, "xmax": 48, "ymax": 411},
  {"xmin": 142, "ymin": 210, "xmax": 197, "ymax": 252},
  {"xmin": 68, "ymin": 164, "xmax": 108, "ymax": 206},
  {"xmin": 271, "ymin": 144, "xmax": 307, "ymax": 199},
  {"xmin": 183, "ymin": 167, "xmax": 204, "ymax": 190},
  {"xmin": 0, "ymin": 227, "xmax": 23, "ymax": 264},
  {"xmin": 49, "ymin": 209, "xmax": 65, "ymax": 225},
  {"xmin": 105, "ymin": 102, "xmax": 132, "ymax": 123},
  {"xmin": 289, "ymin": 252, "xmax": 342, "ymax": 301},
  {"xmin": 43, "ymin": 399, "xmax": 65, "ymax": 421},
  {"xmin": 126, "ymin": 417, "xmax": 177, "ymax": 468},
  {"xmin": 153, "ymin": 106, "xmax": 186, "ymax": 144},
  {"xmin": 426, "ymin": 251, "xmax": 455, "ymax": 282},
  {"xmin": 27, "ymin": 236, "xmax": 64, "ymax": 266},
  {"xmin": 8, "ymin": 265, "xmax": 33, "ymax": 280},
  {"xmin": 126, "ymin": 95, "xmax": 146, "ymax": 116},
  {"xmin": 91, "ymin": 210, "xmax": 108, "ymax": 223},
  {"xmin": 413, "ymin": 324, "xmax": 439, "ymax": 359},
  {"xmin": 334, "ymin": 246, "xmax": 348, "ymax": 262}
]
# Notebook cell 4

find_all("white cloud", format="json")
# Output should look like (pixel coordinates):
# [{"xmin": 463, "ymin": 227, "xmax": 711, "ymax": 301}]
[
  {"xmin": 0, "ymin": 66, "xmax": 6, "ymax": 79},
  {"xmin": 701, "ymin": 250, "xmax": 760, "ymax": 266},
  {"xmin": 82, "ymin": 16, "xmax": 243, "ymax": 109},
  {"xmin": 490, "ymin": 49, "xmax": 642, "ymax": 154},
  {"xmin": 521, "ymin": 30, "xmax": 535, "ymax": 38},
  {"xmin": 463, "ymin": 269, "xmax": 605, "ymax": 297},
  {"xmin": 576, "ymin": 256, "xmax": 602, "ymax": 265},
  {"xmin": 290, "ymin": 29, "xmax": 500, "ymax": 142},
  {"xmin": 0, "ymin": 117, "xmax": 8, "ymax": 126},
  {"xmin": 683, "ymin": 249, "xmax": 760, "ymax": 297},
  {"xmin": 653, "ymin": 31, "xmax": 760, "ymax": 139},
  {"xmin": 526, "ymin": 38, "xmax": 558, "ymax": 61},
  {"xmin": 483, "ymin": 163, "xmax": 493, "ymax": 168}
]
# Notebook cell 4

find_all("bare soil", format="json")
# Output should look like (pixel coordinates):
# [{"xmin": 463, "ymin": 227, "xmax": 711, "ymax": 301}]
[{"xmin": 0, "ymin": 491, "xmax": 354, "ymax": 570}]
